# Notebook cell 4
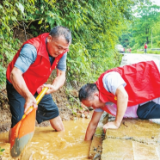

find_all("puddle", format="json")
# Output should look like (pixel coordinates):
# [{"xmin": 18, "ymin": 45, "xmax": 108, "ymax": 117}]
[{"xmin": 0, "ymin": 119, "xmax": 91, "ymax": 160}]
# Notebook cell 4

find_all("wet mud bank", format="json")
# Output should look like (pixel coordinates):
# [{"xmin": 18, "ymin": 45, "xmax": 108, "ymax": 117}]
[
  {"xmin": 89, "ymin": 114, "xmax": 160, "ymax": 160},
  {"xmin": 102, "ymin": 118, "xmax": 160, "ymax": 160}
]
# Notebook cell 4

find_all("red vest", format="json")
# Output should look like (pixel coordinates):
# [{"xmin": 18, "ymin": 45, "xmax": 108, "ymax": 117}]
[
  {"xmin": 6, "ymin": 33, "xmax": 66, "ymax": 94},
  {"xmin": 96, "ymin": 61, "xmax": 160, "ymax": 107}
]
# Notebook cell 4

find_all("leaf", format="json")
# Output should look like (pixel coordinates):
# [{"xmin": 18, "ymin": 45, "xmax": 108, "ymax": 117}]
[
  {"xmin": 1, "ymin": 149, "xmax": 5, "ymax": 152},
  {"xmin": 0, "ymin": 5, "xmax": 3, "ymax": 9},
  {"xmin": 16, "ymin": 2, "xmax": 24, "ymax": 14},
  {"xmin": 38, "ymin": 19, "xmax": 43, "ymax": 24}
]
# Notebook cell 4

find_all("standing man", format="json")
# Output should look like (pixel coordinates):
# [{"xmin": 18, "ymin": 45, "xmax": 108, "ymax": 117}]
[
  {"xmin": 144, "ymin": 43, "xmax": 148, "ymax": 53},
  {"xmin": 6, "ymin": 26, "xmax": 72, "ymax": 133},
  {"xmin": 79, "ymin": 60, "xmax": 160, "ymax": 140},
  {"xmin": 123, "ymin": 48, "xmax": 125, "ymax": 53}
]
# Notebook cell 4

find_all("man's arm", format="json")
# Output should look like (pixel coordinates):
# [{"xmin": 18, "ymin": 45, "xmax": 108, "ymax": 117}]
[
  {"xmin": 85, "ymin": 111, "xmax": 104, "ymax": 141},
  {"xmin": 44, "ymin": 69, "xmax": 66, "ymax": 94},
  {"xmin": 53, "ymin": 69, "xmax": 66, "ymax": 89},
  {"xmin": 10, "ymin": 67, "xmax": 37, "ymax": 114},
  {"xmin": 103, "ymin": 85, "xmax": 128, "ymax": 131},
  {"xmin": 115, "ymin": 85, "xmax": 128, "ymax": 126}
]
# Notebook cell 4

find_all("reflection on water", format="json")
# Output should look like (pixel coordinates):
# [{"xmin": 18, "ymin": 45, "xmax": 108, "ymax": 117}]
[{"xmin": 0, "ymin": 119, "xmax": 91, "ymax": 160}]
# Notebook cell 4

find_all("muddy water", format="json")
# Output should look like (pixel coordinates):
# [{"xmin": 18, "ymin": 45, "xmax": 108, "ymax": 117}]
[{"xmin": 0, "ymin": 119, "xmax": 91, "ymax": 160}]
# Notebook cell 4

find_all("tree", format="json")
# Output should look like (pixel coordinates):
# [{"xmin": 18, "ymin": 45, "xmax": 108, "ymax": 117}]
[
  {"xmin": 130, "ymin": 3, "xmax": 160, "ymax": 49},
  {"xmin": 0, "ymin": 0, "xmax": 149, "ymax": 87}
]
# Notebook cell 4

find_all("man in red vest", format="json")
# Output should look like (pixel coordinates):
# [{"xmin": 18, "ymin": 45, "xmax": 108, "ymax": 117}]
[
  {"xmin": 144, "ymin": 43, "xmax": 148, "ymax": 53},
  {"xmin": 6, "ymin": 26, "xmax": 72, "ymax": 132},
  {"xmin": 79, "ymin": 60, "xmax": 160, "ymax": 140}
]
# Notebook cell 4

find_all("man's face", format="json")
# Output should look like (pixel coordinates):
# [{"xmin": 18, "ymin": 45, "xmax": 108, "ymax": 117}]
[
  {"xmin": 47, "ymin": 35, "xmax": 70, "ymax": 57},
  {"xmin": 81, "ymin": 92, "xmax": 105, "ymax": 109}
]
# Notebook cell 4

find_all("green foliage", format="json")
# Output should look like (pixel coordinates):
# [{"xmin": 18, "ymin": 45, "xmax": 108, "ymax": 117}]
[
  {"xmin": 152, "ymin": 50, "xmax": 160, "ymax": 54},
  {"xmin": 0, "ymin": 0, "xmax": 142, "ymax": 87},
  {"xmin": 0, "ymin": 147, "xmax": 5, "ymax": 156},
  {"xmin": 53, "ymin": 0, "xmax": 135, "ymax": 82},
  {"xmin": 0, "ymin": 1, "xmax": 22, "ymax": 87},
  {"xmin": 120, "ymin": 1, "xmax": 160, "ymax": 51},
  {"xmin": 0, "ymin": 65, "xmax": 6, "ymax": 89},
  {"xmin": 65, "ymin": 88, "xmax": 82, "ymax": 114},
  {"xmin": 152, "ymin": 20, "xmax": 160, "ymax": 46},
  {"xmin": 67, "ymin": 42, "xmax": 92, "ymax": 82},
  {"xmin": 158, "ymin": 41, "xmax": 160, "ymax": 48}
]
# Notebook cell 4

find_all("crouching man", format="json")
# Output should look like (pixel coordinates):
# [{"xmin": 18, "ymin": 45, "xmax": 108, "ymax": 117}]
[{"xmin": 79, "ymin": 60, "xmax": 160, "ymax": 140}]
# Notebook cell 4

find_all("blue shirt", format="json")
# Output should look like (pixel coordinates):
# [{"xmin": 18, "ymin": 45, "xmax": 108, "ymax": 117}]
[{"xmin": 14, "ymin": 44, "xmax": 67, "ymax": 73}]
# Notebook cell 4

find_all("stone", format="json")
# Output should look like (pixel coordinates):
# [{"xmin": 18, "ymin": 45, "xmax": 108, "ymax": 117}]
[{"xmin": 101, "ymin": 119, "xmax": 160, "ymax": 160}]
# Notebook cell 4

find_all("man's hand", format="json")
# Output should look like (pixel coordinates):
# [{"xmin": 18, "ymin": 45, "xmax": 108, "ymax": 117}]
[
  {"xmin": 42, "ymin": 69, "xmax": 66, "ymax": 94},
  {"xmin": 85, "ymin": 111, "xmax": 103, "ymax": 141},
  {"xmin": 103, "ymin": 121, "xmax": 121, "ymax": 133},
  {"xmin": 24, "ymin": 95, "xmax": 37, "ymax": 115},
  {"xmin": 42, "ymin": 84, "xmax": 57, "ymax": 94}
]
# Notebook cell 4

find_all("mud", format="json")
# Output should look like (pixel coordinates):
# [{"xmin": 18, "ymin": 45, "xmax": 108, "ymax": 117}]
[{"xmin": 0, "ymin": 119, "xmax": 91, "ymax": 160}]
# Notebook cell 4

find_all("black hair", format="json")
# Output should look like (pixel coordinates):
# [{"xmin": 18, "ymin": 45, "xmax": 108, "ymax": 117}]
[
  {"xmin": 49, "ymin": 26, "xmax": 72, "ymax": 43},
  {"xmin": 79, "ymin": 83, "xmax": 98, "ymax": 101}
]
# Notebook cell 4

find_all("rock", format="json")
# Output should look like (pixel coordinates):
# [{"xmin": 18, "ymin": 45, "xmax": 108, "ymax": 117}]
[
  {"xmin": 85, "ymin": 115, "xmax": 90, "ymax": 119},
  {"xmin": 81, "ymin": 113, "xmax": 85, "ymax": 118}
]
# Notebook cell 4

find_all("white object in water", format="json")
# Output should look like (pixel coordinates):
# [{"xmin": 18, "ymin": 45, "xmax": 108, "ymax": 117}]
[{"xmin": 149, "ymin": 119, "xmax": 160, "ymax": 124}]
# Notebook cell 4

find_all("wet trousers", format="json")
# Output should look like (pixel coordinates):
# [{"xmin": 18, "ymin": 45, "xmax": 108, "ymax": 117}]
[{"xmin": 137, "ymin": 101, "xmax": 160, "ymax": 119}]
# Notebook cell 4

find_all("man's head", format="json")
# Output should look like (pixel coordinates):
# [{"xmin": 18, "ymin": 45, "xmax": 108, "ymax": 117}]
[
  {"xmin": 79, "ymin": 83, "xmax": 105, "ymax": 109},
  {"xmin": 47, "ymin": 26, "xmax": 72, "ymax": 57}
]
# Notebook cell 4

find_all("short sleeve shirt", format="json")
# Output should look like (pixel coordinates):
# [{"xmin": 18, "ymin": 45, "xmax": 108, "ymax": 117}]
[
  {"xmin": 95, "ymin": 72, "xmax": 126, "ymax": 113},
  {"xmin": 14, "ymin": 43, "xmax": 67, "ymax": 73},
  {"xmin": 94, "ymin": 71, "xmax": 139, "ymax": 118},
  {"xmin": 94, "ymin": 61, "xmax": 160, "ymax": 118}
]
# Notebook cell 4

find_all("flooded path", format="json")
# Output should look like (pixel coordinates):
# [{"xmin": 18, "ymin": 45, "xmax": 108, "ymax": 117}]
[{"xmin": 0, "ymin": 119, "xmax": 91, "ymax": 160}]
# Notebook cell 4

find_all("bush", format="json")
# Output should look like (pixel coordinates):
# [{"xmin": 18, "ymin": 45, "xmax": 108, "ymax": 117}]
[
  {"xmin": 0, "ymin": 0, "xmax": 136, "ymax": 86},
  {"xmin": 157, "ymin": 41, "xmax": 160, "ymax": 48}
]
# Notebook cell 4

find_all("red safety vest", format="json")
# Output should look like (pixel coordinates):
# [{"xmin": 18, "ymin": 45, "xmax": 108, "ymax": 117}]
[
  {"xmin": 6, "ymin": 33, "xmax": 67, "ymax": 94},
  {"xmin": 144, "ymin": 44, "xmax": 147, "ymax": 49},
  {"xmin": 96, "ymin": 61, "xmax": 160, "ymax": 107}
]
